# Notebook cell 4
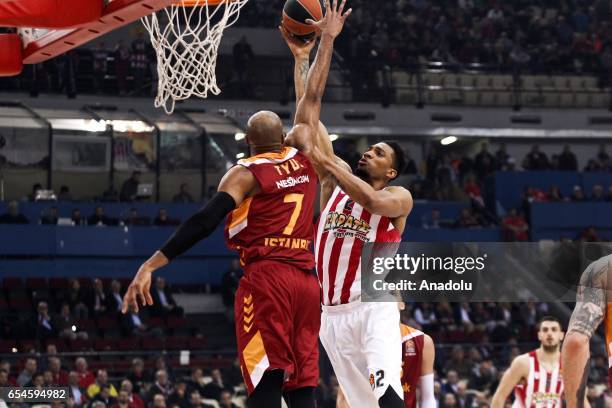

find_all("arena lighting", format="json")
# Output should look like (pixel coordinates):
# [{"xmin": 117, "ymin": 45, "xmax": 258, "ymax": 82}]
[
  {"xmin": 329, "ymin": 134, "xmax": 339, "ymax": 142},
  {"xmin": 236, "ymin": 152, "xmax": 245, "ymax": 159},
  {"xmin": 71, "ymin": 325, "xmax": 77, "ymax": 332},
  {"xmin": 11, "ymin": 348, "xmax": 17, "ymax": 353},
  {"xmin": 234, "ymin": 132, "xmax": 246, "ymax": 141},
  {"xmin": 441, "ymin": 136, "xmax": 458, "ymax": 145}
]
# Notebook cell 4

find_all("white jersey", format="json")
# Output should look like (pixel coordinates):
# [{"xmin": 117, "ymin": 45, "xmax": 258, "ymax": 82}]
[
  {"xmin": 512, "ymin": 350, "xmax": 563, "ymax": 408},
  {"xmin": 315, "ymin": 186, "xmax": 401, "ymax": 306}
]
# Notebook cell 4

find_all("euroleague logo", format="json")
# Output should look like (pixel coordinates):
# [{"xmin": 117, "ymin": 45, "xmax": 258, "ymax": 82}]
[{"xmin": 404, "ymin": 339, "xmax": 417, "ymax": 357}]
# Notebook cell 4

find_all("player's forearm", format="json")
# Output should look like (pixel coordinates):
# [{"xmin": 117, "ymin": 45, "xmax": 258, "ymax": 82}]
[
  {"xmin": 294, "ymin": 56, "xmax": 309, "ymax": 105},
  {"xmin": 322, "ymin": 156, "xmax": 378, "ymax": 208},
  {"xmin": 562, "ymin": 332, "xmax": 590, "ymax": 408},
  {"xmin": 306, "ymin": 34, "xmax": 334, "ymax": 102},
  {"xmin": 142, "ymin": 251, "xmax": 169, "ymax": 271}
]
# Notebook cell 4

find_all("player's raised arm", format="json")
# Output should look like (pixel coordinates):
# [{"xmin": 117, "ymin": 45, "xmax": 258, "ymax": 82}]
[
  {"xmin": 122, "ymin": 166, "xmax": 257, "ymax": 314},
  {"xmin": 491, "ymin": 355, "xmax": 529, "ymax": 408},
  {"xmin": 562, "ymin": 258, "xmax": 609, "ymax": 408},
  {"xmin": 279, "ymin": 25, "xmax": 315, "ymax": 106}
]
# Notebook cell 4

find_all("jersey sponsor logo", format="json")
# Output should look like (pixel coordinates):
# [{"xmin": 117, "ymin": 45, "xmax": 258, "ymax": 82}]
[
  {"xmin": 263, "ymin": 237, "xmax": 311, "ymax": 250},
  {"xmin": 532, "ymin": 392, "xmax": 561, "ymax": 403},
  {"xmin": 275, "ymin": 175, "xmax": 310, "ymax": 190},
  {"xmin": 323, "ymin": 212, "xmax": 371, "ymax": 241},
  {"xmin": 404, "ymin": 339, "xmax": 416, "ymax": 356}
]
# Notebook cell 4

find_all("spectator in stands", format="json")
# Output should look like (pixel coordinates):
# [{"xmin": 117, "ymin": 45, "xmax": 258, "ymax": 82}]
[
  {"xmin": 444, "ymin": 347, "xmax": 473, "ymax": 379},
  {"xmin": 425, "ymin": 144, "xmax": 440, "ymax": 181},
  {"xmin": 29, "ymin": 372, "xmax": 45, "ymax": 388},
  {"xmin": 558, "ymin": 145, "xmax": 578, "ymax": 171},
  {"xmin": 120, "ymin": 171, "xmax": 141, "ymax": 202},
  {"xmin": 48, "ymin": 356, "xmax": 69, "ymax": 386},
  {"xmin": 92, "ymin": 42, "xmax": 109, "ymax": 94},
  {"xmin": 123, "ymin": 208, "xmax": 150, "ymax": 226},
  {"xmin": 584, "ymin": 159, "xmax": 602, "ymax": 172},
  {"xmin": 422, "ymin": 209, "xmax": 442, "ymax": 229},
  {"xmin": 90, "ymin": 278, "xmax": 108, "ymax": 317},
  {"xmin": 502, "ymin": 208, "xmax": 529, "ymax": 241},
  {"xmin": 90, "ymin": 385, "xmax": 117, "ymax": 407},
  {"xmin": 68, "ymin": 371, "xmax": 86, "ymax": 406},
  {"xmin": 591, "ymin": 184, "xmax": 605, "ymax": 201},
  {"xmin": 187, "ymin": 368, "xmax": 206, "ymax": 396},
  {"xmin": 0, "ymin": 200, "xmax": 29, "ymax": 224},
  {"xmin": 58, "ymin": 185, "xmax": 73, "ymax": 201},
  {"xmin": 115, "ymin": 40, "xmax": 131, "ymax": 96},
  {"xmin": 41, "ymin": 206, "xmax": 59, "ymax": 225},
  {"xmin": 120, "ymin": 379, "xmax": 145, "ymax": 408},
  {"xmin": 153, "ymin": 209, "xmax": 179, "ymax": 226},
  {"xmin": 107, "ymin": 280, "xmax": 124, "ymax": 315},
  {"xmin": 455, "ymin": 208, "xmax": 482, "ymax": 228},
  {"xmin": 31, "ymin": 301, "xmax": 56, "ymax": 341},
  {"xmin": 54, "ymin": 303, "xmax": 89, "ymax": 341},
  {"xmin": 151, "ymin": 394, "xmax": 167, "ymax": 408},
  {"xmin": 221, "ymin": 260, "xmax": 243, "ymax": 322},
  {"xmin": 571, "ymin": 185, "xmax": 587, "ymax": 201},
  {"xmin": 414, "ymin": 303, "xmax": 437, "ymax": 331},
  {"xmin": 232, "ymin": 36, "xmax": 255, "ymax": 98},
  {"xmin": 62, "ymin": 279, "xmax": 89, "ymax": 320},
  {"xmin": 149, "ymin": 370, "xmax": 174, "ymax": 403},
  {"xmin": 172, "ymin": 183, "xmax": 195, "ymax": 203},
  {"xmin": 548, "ymin": 186, "xmax": 565, "ymax": 202},
  {"xmin": 71, "ymin": 209, "xmax": 85, "ymax": 226},
  {"xmin": 29, "ymin": 183, "xmax": 43, "ymax": 201},
  {"xmin": 550, "ymin": 154, "xmax": 560, "ymax": 170},
  {"xmin": 43, "ymin": 369, "xmax": 55, "ymax": 386},
  {"xmin": 579, "ymin": 226, "xmax": 602, "ymax": 242},
  {"xmin": 188, "ymin": 390, "xmax": 214, "ymax": 408},
  {"xmin": 201, "ymin": 369, "xmax": 227, "ymax": 401},
  {"xmin": 597, "ymin": 144, "xmax": 609, "ymax": 163},
  {"xmin": 0, "ymin": 369, "xmax": 9, "ymax": 388},
  {"xmin": 151, "ymin": 277, "xmax": 183, "ymax": 317},
  {"xmin": 441, "ymin": 370, "xmax": 460, "ymax": 396},
  {"xmin": 436, "ymin": 169, "xmax": 468, "ymax": 202},
  {"xmin": 17, "ymin": 358, "xmax": 37, "ymax": 387},
  {"xmin": 88, "ymin": 206, "xmax": 111, "ymax": 226},
  {"xmin": 126, "ymin": 358, "xmax": 148, "ymax": 395},
  {"xmin": 470, "ymin": 359, "xmax": 497, "ymax": 392},
  {"xmin": 87, "ymin": 369, "xmax": 119, "ymax": 399},
  {"xmin": 495, "ymin": 144, "xmax": 509, "ymax": 169},
  {"xmin": 523, "ymin": 145, "xmax": 549, "ymax": 170},
  {"xmin": 111, "ymin": 389, "xmax": 134, "ymax": 408},
  {"xmin": 474, "ymin": 143, "xmax": 496, "ymax": 180},
  {"xmin": 122, "ymin": 306, "xmax": 164, "ymax": 338},
  {"xmin": 219, "ymin": 390, "xmax": 238, "ymax": 408},
  {"xmin": 168, "ymin": 381, "xmax": 189, "ymax": 408}
]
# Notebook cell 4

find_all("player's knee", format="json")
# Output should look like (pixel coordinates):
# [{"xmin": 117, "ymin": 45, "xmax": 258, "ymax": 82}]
[
  {"xmin": 562, "ymin": 331, "xmax": 589, "ymax": 353},
  {"xmin": 377, "ymin": 387, "xmax": 404, "ymax": 408}
]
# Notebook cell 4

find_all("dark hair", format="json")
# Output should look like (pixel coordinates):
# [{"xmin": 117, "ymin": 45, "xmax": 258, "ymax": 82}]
[
  {"xmin": 382, "ymin": 141, "xmax": 406, "ymax": 179},
  {"xmin": 537, "ymin": 315, "xmax": 562, "ymax": 330}
]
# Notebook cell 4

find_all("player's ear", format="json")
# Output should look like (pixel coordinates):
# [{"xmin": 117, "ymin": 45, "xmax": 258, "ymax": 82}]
[{"xmin": 387, "ymin": 168, "xmax": 397, "ymax": 181}]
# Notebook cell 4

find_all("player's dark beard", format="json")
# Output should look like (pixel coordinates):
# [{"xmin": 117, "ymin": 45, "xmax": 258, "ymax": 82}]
[
  {"xmin": 354, "ymin": 167, "xmax": 370, "ymax": 182},
  {"xmin": 542, "ymin": 344, "xmax": 559, "ymax": 353}
]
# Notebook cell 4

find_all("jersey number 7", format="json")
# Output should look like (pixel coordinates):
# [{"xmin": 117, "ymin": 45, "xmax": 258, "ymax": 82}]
[{"xmin": 282, "ymin": 193, "xmax": 304, "ymax": 235}]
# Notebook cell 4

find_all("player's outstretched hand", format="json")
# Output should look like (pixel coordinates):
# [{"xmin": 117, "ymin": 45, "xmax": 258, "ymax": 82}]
[
  {"xmin": 122, "ymin": 264, "xmax": 154, "ymax": 314},
  {"xmin": 279, "ymin": 25, "xmax": 316, "ymax": 60},
  {"xmin": 306, "ymin": 0, "xmax": 351, "ymax": 39}
]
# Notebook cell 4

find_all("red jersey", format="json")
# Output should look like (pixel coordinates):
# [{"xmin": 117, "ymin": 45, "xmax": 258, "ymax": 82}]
[
  {"xmin": 225, "ymin": 147, "xmax": 317, "ymax": 270},
  {"xmin": 513, "ymin": 350, "xmax": 563, "ymax": 408},
  {"xmin": 400, "ymin": 324, "xmax": 424, "ymax": 408}
]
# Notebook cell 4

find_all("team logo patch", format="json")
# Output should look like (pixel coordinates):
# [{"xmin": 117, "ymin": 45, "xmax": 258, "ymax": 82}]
[
  {"xmin": 404, "ymin": 339, "xmax": 416, "ymax": 356},
  {"xmin": 369, "ymin": 374, "xmax": 375, "ymax": 390}
]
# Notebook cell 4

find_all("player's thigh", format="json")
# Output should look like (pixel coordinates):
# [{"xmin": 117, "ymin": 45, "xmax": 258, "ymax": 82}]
[{"xmin": 362, "ymin": 303, "xmax": 403, "ymax": 400}]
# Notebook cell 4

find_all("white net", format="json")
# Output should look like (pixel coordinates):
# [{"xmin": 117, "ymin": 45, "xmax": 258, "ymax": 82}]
[{"xmin": 142, "ymin": 0, "xmax": 249, "ymax": 114}]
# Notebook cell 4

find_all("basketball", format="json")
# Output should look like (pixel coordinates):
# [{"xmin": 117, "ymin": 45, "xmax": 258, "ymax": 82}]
[{"xmin": 282, "ymin": 0, "xmax": 325, "ymax": 39}]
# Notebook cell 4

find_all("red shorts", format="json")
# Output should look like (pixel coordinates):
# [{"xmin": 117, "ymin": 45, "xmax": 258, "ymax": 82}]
[{"xmin": 235, "ymin": 260, "xmax": 321, "ymax": 394}]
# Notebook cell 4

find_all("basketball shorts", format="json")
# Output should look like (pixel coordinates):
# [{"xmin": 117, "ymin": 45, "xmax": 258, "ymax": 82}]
[
  {"xmin": 235, "ymin": 260, "xmax": 321, "ymax": 394},
  {"xmin": 319, "ymin": 301, "xmax": 403, "ymax": 407}
]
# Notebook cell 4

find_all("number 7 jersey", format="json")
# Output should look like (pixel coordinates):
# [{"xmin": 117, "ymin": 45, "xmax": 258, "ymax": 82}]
[{"xmin": 225, "ymin": 146, "xmax": 318, "ymax": 270}]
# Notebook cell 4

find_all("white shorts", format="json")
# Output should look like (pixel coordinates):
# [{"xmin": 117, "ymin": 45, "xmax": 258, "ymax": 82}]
[{"xmin": 320, "ymin": 301, "xmax": 403, "ymax": 407}]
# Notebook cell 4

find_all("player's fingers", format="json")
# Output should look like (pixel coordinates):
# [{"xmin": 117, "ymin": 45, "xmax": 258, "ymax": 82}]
[
  {"xmin": 323, "ymin": 0, "xmax": 330, "ymax": 14},
  {"xmin": 338, "ymin": 0, "xmax": 346, "ymax": 14},
  {"xmin": 137, "ymin": 290, "xmax": 146, "ymax": 307},
  {"xmin": 331, "ymin": 0, "xmax": 337, "ymax": 14},
  {"xmin": 305, "ymin": 19, "xmax": 318, "ymax": 26},
  {"xmin": 121, "ymin": 295, "xmax": 129, "ymax": 314},
  {"xmin": 144, "ymin": 289, "xmax": 153, "ymax": 306},
  {"xmin": 342, "ymin": 8, "xmax": 352, "ymax": 19}
]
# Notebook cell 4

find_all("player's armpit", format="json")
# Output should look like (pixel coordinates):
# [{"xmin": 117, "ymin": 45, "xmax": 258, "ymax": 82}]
[{"xmin": 567, "ymin": 259, "xmax": 608, "ymax": 339}]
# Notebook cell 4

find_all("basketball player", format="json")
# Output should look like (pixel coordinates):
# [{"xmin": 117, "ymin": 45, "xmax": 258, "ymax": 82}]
[
  {"xmin": 491, "ymin": 316, "xmax": 565, "ymax": 408},
  {"xmin": 121, "ymin": 2, "xmax": 351, "ymax": 407},
  {"xmin": 562, "ymin": 254, "xmax": 612, "ymax": 408},
  {"xmin": 282, "ymin": 16, "xmax": 412, "ymax": 408}
]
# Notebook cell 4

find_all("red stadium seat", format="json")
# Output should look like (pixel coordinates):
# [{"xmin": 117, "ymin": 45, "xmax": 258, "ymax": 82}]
[
  {"xmin": 70, "ymin": 338, "xmax": 92, "ymax": 352},
  {"xmin": 166, "ymin": 316, "xmax": 187, "ymax": 329},
  {"xmin": 75, "ymin": 319, "xmax": 96, "ymax": 331},
  {"xmin": 2, "ymin": 277, "xmax": 24, "ymax": 290},
  {"xmin": 96, "ymin": 316, "xmax": 118, "ymax": 330},
  {"xmin": 117, "ymin": 338, "xmax": 141, "ymax": 350},
  {"xmin": 9, "ymin": 297, "xmax": 31, "ymax": 310},
  {"xmin": 93, "ymin": 338, "xmax": 116, "ymax": 351},
  {"xmin": 77, "ymin": 277, "xmax": 93, "ymax": 289},
  {"xmin": 142, "ymin": 338, "xmax": 164, "ymax": 350},
  {"xmin": 49, "ymin": 278, "xmax": 69, "ymax": 290},
  {"xmin": 25, "ymin": 277, "xmax": 47, "ymax": 290},
  {"xmin": 89, "ymin": 361, "xmax": 112, "ymax": 371},
  {"xmin": 188, "ymin": 337, "xmax": 207, "ymax": 350},
  {"xmin": 0, "ymin": 340, "xmax": 17, "ymax": 353},
  {"xmin": 45, "ymin": 339, "xmax": 67, "ymax": 352},
  {"xmin": 165, "ymin": 337, "xmax": 189, "ymax": 350},
  {"xmin": 19, "ymin": 340, "xmax": 38, "ymax": 353}
]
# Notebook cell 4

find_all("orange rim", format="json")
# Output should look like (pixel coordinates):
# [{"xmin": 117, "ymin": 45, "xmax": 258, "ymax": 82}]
[{"xmin": 173, "ymin": 0, "xmax": 229, "ymax": 5}]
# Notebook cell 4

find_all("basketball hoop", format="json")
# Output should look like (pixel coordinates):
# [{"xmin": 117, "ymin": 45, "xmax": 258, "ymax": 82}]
[{"xmin": 143, "ymin": 0, "xmax": 249, "ymax": 114}]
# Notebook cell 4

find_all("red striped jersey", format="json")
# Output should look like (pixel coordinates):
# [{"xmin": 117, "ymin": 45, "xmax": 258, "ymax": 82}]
[
  {"xmin": 225, "ymin": 147, "xmax": 317, "ymax": 270},
  {"xmin": 512, "ymin": 350, "xmax": 563, "ymax": 408},
  {"xmin": 605, "ymin": 304, "xmax": 612, "ymax": 388},
  {"xmin": 400, "ymin": 324, "xmax": 424, "ymax": 408},
  {"xmin": 314, "ymin": 186, "xmax": 401, "ymax": 306}
]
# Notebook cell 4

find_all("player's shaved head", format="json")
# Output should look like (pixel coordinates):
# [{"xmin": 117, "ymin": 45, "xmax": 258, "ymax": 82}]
[{"xmin": 246, "ymin": 111, "xmax": 284, "ymax": 149}]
